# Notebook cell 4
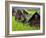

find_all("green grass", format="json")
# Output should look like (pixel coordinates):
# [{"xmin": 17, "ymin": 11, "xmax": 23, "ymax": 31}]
[{"xmin": 12, "ymin": 16, "xmax": 40, "ymax": 31}]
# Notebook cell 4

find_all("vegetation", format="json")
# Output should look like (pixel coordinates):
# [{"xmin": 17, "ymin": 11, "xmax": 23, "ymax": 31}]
[
  {"xmin": 12, "ymin": 16, "xmax": 40, "ymax": 31},
  {"xmin": 12, "ymin": 9, "xmax": 40, "ymax": 31}
]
